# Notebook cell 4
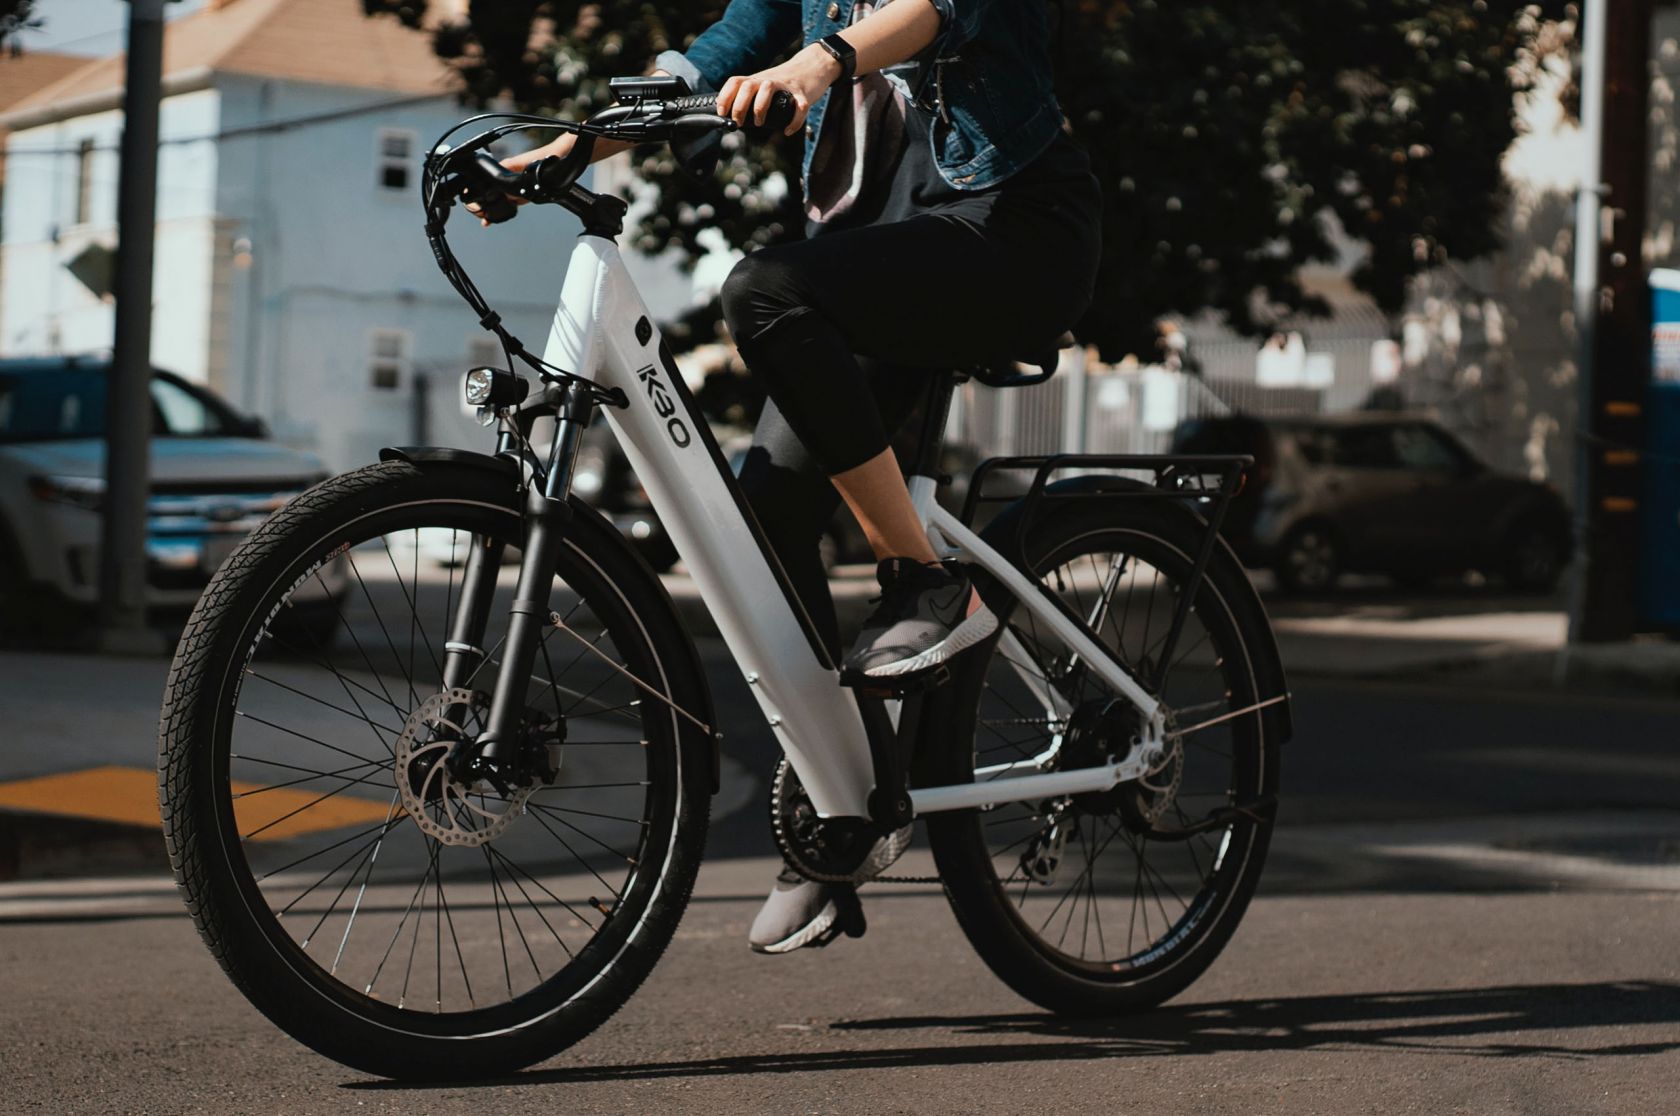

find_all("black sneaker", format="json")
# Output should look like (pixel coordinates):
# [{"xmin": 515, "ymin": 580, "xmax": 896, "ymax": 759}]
[{"xmin": 840, "ymin": 559, "xmax": 997, "ymax": 684}]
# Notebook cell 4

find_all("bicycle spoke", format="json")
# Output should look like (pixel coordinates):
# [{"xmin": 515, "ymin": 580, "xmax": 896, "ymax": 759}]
[
  {"xmin": 332, "ymin": 799, "xmax": 402, "ymax": 976},
  {"xmin": 346, "ymin": 550, "xmax": 421, "ymax": 712},
  {"xmin": 235, "ymin": 710, "xmax": 383, "ymax": 769},
  {"xmin": 244, "ymin": 670, "xmax": 405, "ymax": 739},
  {"xmin": 207, "ymin": 501, "xmax": 674, "ymax": 1027}
]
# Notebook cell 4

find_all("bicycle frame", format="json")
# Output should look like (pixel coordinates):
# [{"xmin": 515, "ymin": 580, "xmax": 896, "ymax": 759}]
[{"xmin": 461, "ymin": 230, "xmax": 1196, "ymax": 822}]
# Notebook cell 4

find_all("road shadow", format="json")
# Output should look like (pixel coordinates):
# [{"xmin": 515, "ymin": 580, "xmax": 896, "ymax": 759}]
[{"xmin": 344, "ymin": 980, "xmax": 1680, "ymax": 1089}]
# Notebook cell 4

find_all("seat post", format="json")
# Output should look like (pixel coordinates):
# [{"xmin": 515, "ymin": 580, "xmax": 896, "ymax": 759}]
[{"xmin": 908, "ymin": 371, "xmax": 960, "ymax": 481}]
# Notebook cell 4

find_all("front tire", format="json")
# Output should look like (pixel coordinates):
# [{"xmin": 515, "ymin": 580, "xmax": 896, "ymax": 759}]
[
  {"xmin": 159, "ymin": 461, "xmax": 712, "ymax": 1079},
  {"xmin": 926, "ymin": 500, "xmax": 1281, "ymax": 1016}
]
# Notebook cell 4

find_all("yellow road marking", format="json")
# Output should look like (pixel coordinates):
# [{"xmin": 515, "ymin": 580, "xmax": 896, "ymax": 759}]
[{"xmin": 0, "ymin": 765, "xmax": 396, "ymax": 842}]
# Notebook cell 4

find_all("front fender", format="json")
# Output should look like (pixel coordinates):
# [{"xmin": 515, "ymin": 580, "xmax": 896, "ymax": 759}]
[
  {"xmin": 378, "ymin": 446, "xmax": 723, "ymax": 791},
  {"xmin": 978, "ymin": 474, "xmax": 1293, "ymax": 745}
]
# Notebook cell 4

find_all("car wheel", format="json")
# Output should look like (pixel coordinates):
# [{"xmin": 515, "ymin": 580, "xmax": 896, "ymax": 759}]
[
  {"xmin": 0, "ymin": 536, "xmax": 62, "ymax": 646},
  {"xmin": 1504, "ymin": 522, "xmax": 1566, "ymax": 594},
  {"xmin": 1274, "ymin": 523, "xmax": 1341, "ymax": 594}
]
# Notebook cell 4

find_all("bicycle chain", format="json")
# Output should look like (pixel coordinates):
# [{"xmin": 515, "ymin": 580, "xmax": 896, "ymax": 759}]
[{"xmin": 872, "ymin": 874, "xmax": 944, "ymax": 885}]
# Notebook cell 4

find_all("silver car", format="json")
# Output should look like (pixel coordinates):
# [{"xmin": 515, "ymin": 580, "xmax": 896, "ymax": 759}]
[{"xmin": 0, "ymin": 357, "xmax": 335, "ymax": 637}]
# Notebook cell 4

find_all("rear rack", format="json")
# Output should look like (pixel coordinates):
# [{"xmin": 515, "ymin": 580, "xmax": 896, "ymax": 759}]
[{"xmin": 959, "ymin": 452, "xmax": 1253, "ymax": 694}]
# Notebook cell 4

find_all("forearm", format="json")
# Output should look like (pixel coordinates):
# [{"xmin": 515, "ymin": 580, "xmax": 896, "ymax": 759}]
[
  {"xmin": 833, "ymin": 0, "xmax": 942, "ymax": 77},
  {"xmin": 718, "ymin": 0, "xmax": 944, "ymax": 131},
  {"xmin": 507, "ymin": 66, "xmax": 684, "ymax": 169}
]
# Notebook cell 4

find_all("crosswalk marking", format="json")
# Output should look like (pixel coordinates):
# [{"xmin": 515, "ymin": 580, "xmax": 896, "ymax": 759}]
[{"xmin": 0, "ymin": 765, "xmax": 393, "ymax": 841}]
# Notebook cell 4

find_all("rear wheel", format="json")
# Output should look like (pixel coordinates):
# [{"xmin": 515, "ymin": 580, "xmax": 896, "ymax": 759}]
[
  {"xmin": 927, "ymin": 501, "xmax": 1280, "ymax": 1015},
  {"xmin": 159, "ymin": 461, "xmax": 711, "ymax": 1079}
]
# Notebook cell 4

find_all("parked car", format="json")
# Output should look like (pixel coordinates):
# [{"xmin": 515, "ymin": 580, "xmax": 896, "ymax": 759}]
[
  {"xmin": 0, "ymin": 357, "xmax": 334, "ymax": 637},
  {"xmin": 1170, "ymin": 413, "xmax": 1573, "ymax": 593}
]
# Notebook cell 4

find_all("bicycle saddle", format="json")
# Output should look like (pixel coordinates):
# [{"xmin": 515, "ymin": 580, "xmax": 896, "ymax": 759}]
[{"xmin": 970, "ymin": 332, "xmax": 1075, "ymax": 388}]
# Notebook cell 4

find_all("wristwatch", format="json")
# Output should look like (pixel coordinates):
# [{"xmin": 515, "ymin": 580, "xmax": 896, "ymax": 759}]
[{"xmin": 816, "ymin": 33, "xmax": 857, "ymax": 87}]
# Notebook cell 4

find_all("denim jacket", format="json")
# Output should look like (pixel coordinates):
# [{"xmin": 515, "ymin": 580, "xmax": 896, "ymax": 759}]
[{"xmin": 655, "ymin": 0, "xmax": 1064, "ymax": 194}]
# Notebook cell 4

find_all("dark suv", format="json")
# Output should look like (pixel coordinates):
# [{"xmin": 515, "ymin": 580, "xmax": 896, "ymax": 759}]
[{"xmin": 1171, "ymin": 413, "xmax": 1573, "ymax": 593}]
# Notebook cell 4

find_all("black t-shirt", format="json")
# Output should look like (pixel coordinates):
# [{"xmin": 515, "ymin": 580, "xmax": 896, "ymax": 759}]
[{"xmin": 811, "ymin": 101, "xmax": 1098, "ymax": 236}]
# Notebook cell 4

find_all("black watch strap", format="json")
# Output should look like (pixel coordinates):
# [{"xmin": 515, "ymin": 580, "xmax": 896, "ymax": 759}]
[{"xmin": 817, "ymin": 33, "xmax": 857, "ymax": 87}]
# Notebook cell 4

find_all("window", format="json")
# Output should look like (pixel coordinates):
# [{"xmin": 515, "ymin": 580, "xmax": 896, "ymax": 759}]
[
  {"xmin": 74, "ymin": 138, "xmax": 95, "ymax": 224},
  {"xmin": 466, "ymin": 336, "xmax": 502, "ymax": 367},
  {"xmin": 1392, "ymin": 424, "xmax": 1469, "ymax": 473},
  {"xmin": 1329, "ymin": 425, "xmax": 1400, "ymax": 469},
  {"xmin": 151, "ymin": 376, "xmax": 236, "ymax": 437},
  {"xmin": 377, "ymin": 128, "xmax": 415, "ymax": 192},
  {"xmin": 368, "ymin": 329, "xmax": 411, "ymax": 391}
]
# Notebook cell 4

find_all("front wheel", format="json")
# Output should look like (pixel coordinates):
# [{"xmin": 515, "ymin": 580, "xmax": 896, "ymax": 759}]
[
  {"xmin": 926, "ymin": 500, "xmax": 1281, "ymax": 1016},
  {"xmin": 159, "ymin": 460, "xmax": 712, "ymax": 1079}
]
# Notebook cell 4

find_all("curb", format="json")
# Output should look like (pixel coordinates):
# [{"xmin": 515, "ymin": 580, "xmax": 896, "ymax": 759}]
[
  {"xmin": 0, "ymin": 810, "xmax": 170, "ymax": 883},
  {"xmin": 1289, "ymin": 641, "xmax": 1680, "ymax": 698}
]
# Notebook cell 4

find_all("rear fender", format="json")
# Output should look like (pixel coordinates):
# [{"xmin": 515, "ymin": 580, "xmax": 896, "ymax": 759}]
[{"xmin": 379, "ymin": 446, "xmax": 723, "ymax": 790}]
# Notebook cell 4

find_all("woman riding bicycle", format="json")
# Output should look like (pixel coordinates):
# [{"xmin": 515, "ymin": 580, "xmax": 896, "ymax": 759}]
[{"xmin": 499, "ymin": 0, "xmax": 1102, "ymax": 953}]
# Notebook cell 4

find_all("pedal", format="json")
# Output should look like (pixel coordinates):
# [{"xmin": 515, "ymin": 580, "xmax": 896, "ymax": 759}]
[
  {"xmin": 841, "ymin": 663, "xmax": 951, "ymax": 697},
  {"xmin": 833, "ymin": 884, "xmax": 867, "ymax": 940},
  {"xmin": 798, "ymin": 884, "xmax": 867, "ymax": 950}
]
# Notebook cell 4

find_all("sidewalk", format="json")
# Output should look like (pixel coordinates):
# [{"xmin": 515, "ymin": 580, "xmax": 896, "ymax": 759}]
[
  {"xmin": 662, "ymin": 566, "xmax": 1679, "ymax": 697},
  {"xmin": 0, "ymin": 575, "xmax": 1671, "ymax": 881}
]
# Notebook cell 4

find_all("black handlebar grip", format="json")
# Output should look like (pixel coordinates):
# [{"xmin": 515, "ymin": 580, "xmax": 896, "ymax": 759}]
[
  {"xmin": 470, "ymin": 189, "xmax": 518, "ymax": 225},
  {"xmin": 741, "ymin": 90, "xmax": 798, "ymax": 143},
  {"xmin": 455, "ymin": 152, "xmax": 517, "ymax": 223}
]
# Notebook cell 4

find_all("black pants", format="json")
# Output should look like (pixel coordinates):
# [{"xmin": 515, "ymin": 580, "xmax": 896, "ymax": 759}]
[{"xmin": 722, "ymin": 206, "xmax": 1099, "ymax": 658}]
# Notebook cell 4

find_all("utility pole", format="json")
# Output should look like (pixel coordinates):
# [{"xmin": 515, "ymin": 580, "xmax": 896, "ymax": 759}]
[
  {"xmin": 99, "ymin": 0, "xmax": 170, "ymax": 651},
  {"xmin": 1568, "ymin": 0, "xmax": 1655, "ymax": 644}
]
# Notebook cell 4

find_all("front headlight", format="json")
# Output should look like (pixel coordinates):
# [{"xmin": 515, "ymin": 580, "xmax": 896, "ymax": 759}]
[
  {"xmin": 27, "ymin": 474, "xmax": 105, "ymax": 512},
  {"xmin": 463, "ymin": 367, "xmax": 496, "ymax": 406},
  {"xmin": 463, "ymin": 366, "xmax": 529, "ymax": 407}
]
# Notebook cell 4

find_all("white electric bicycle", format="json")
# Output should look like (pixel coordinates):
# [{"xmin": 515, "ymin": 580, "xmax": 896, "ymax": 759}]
[{"xmin": 158, "ymin": 80, "xmax": 1291, "ymax": 1080}]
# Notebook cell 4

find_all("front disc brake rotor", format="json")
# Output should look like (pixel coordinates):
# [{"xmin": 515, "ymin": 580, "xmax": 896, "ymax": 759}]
[{"xmin": 395, "ymin": 688, "xmax": 534, "ymax": 847}]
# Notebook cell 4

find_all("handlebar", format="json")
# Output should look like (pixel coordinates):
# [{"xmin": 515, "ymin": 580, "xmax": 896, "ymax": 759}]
[
  {"xmin": 420, "ymin": 82, "xmax": 799, "ymax": 405},
  {"xmin": 434, "ymin": 86, "xmax": 797, "ymax": 227}
]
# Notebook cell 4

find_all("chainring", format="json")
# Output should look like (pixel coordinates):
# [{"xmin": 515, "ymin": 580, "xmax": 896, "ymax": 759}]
[{"xmin": 769, "ymin": 757, "xmax": 911, "ymax": 885}]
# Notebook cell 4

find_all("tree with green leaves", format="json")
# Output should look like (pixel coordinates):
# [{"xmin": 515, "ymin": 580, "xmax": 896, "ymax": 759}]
[
  {"xmin": 0, "ymin": 0, "xmax": 41, "ymax": 52},
  {"xmin": 367, "ymin": 0, "xmax": 1567, "ymax": 357}
]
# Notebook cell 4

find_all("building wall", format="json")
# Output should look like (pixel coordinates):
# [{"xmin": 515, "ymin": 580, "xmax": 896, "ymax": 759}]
[
  {"xmin": 0, "ymin": 88, "xmax": 221, "ymax": 379},
  {"xmin": 210, "ymin": 77, "xmax": 589, "ymax": 470}
]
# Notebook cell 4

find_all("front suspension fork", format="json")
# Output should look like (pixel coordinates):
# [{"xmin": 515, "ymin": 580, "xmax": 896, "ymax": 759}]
[{"xmin": 444, "ymin": 382, "xmax": 595, "ymax": 769}]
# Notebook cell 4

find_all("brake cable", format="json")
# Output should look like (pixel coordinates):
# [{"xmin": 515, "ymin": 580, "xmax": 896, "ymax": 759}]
[{"xmin": 418, "ymin": 113, "xmax": 628, "ymax": 409}]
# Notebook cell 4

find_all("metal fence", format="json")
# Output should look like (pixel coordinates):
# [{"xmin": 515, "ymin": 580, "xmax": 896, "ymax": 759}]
[{"xmin": 949, "ymin": 340, "xmax": 1389, "ymax": 459}]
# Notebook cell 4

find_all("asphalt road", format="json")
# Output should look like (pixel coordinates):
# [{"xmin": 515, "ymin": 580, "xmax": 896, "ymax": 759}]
[{"xmin": 2, "ymin": 636, "xmax": 1678, "ymax": 1113}]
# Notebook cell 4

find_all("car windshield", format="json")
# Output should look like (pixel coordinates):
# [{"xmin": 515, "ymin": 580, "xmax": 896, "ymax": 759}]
[{"xmin": 0, "ymin": 367, "xmax": 243, "ymax": 443}]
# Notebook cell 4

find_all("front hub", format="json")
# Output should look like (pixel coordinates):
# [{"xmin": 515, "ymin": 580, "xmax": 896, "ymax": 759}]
[{"xmin": 395, "ymin": 688, "xmax": 544, "ymax": 847}]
